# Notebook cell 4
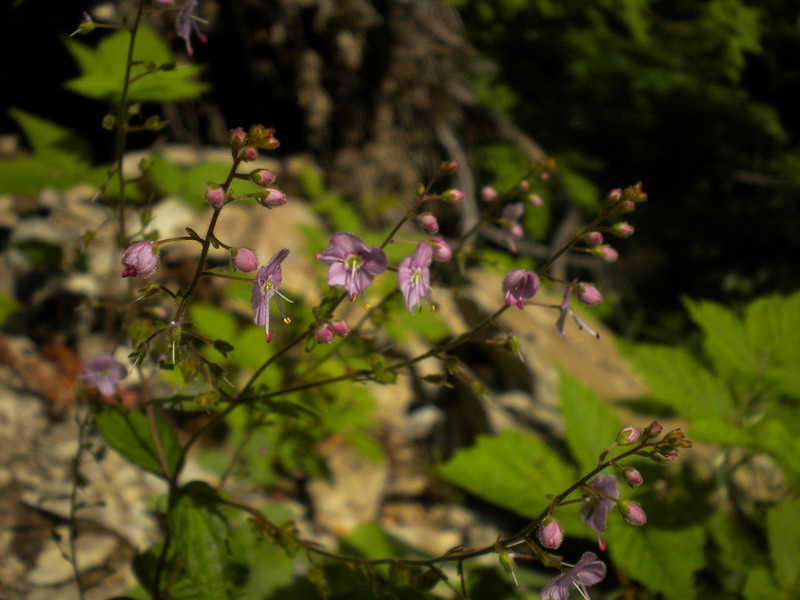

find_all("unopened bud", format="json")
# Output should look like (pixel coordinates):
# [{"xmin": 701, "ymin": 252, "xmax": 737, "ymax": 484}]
[
  {"xmin": 71, "ymin": 12, "xmax": 96, "ymax": 36},
  {"xmin": 205, "ymin": 185, "xmax": 226, "ymax": 209},
  {"xmin": 537, "ymin": 517, "xmax": 564, "ymax": 549},
  {"xmin": 102, "ymin": 114, "xmax": 116, "ymax": 130},
  {"xmin": 592, "ymin": 245, "xmax": 619, "ymax": 263},
  {"xmin": 644, "ymin": 421, "xmax": 663, "ymax": 440},
  {"xmin": 481, "ymin": 186, "xmax": 498, "ymax": 202},
  {"xmin": 230, "ymin": 127, "xmax": 246, "ymax": 148},
  {"xmin": 331, "ymin": 321, "xmax": 350, "ymax": 337},
  {"xmin": 611, "ymin": 222, "xmax": 634, "ymax": 238},
  {"xmin": 528, "ymin": 194, "xmax": 544, "ymax": 207},
  {"xmin": 231, "ymin": 247, "xmax": 258, "ymax": 272},
  {"xmin": 616, "ymin": 425, "xmax": 641, "ymax": 445},
  {"xmin": 585, "ymin": 231, "xmax": 603, "ymax": 247},
  {"xmin": 619, "ymin": 501, "xmax": 647, "ymax": 526},
  {"xmin": 621, "ymin": 467, "xmax": 644, "ymax": 488},
  {"xmin": 439, "ymin": 161, "xmax": 459, "ymax": 175},
  {"xmin": 251, "ymin": 169, "xmax": 277, "ymax": 186},
  {"xmin": 316, "ymin": 324, "xmax": 334, "ymax": 344},
  {"xmin": 429, "ymin": 237, "xmax": 452, "ymax": 262},
  {"xmin": 241, "ymin": 146, "xmax": 258, "ymax": 161},
  {"xmin": 257, "ymin": 188, "xmax": 287, "ymax": 208},
  {"xmin": 442, "ymin": 189, "xmax": 465, "ymax": 204},
  {"xmin": 418, "ymin": 212, "xmax": 439, "ymax": 234},
  {"xmin": 519, "ymin": 180, "xmax": 530, "ymax": 192},
  {"xmin": 577, "ymin": 283, "xmax": 603, "ymax": 306}
]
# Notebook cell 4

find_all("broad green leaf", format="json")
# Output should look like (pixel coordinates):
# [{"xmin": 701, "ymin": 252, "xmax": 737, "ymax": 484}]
[
  {"xmin": 0, "ymin": 294, "xmax": 19, "ymax": 326},
  {"xmin": 148, "ymin": 154, "xmax": 233, "ymax": 210},
  {"xmin": 93, "ymin": 403, "xmax": 180, "ymax": 477},
  {"xmin": 707, "ymin": 510, "xmax": 766, "ymax": 572},
  {"xmin": 559, "ymin": 369, "xmax": 622, "ymax": 472},
  {"xmin": 745, "ymin": 292, "xmax": 800, "ymax": 399},
  {"xmin": 189, "ymin": 303, "xmax": 239, "ymax": 344},
  {"xmin": 753, "ymin": 418, "xmax": 800, "ymax": 487},
  {"xmin": 8, "ymin": 108, "xmax": 92, "ymax": 165},
  {"xmin": 607, "ymin": 524, "xmax": 705, "ymax": 600},
  {"xmin": 64, "ymin": 25, "xmax": 207, "ymax": 102},
  {"xmin": 169, "ymin": 482, "xmax": 230, "ymax": 600},
  {"xmin": 630, "ymin": 344, "xmax": 735, "ymax": 422},
  {"xmin": 684, "ymin": 297, "xmax": 756, "ymax": 377},
  {"xmin": 438, "ymin": 430, "xmax": 575, "ymax": 518},
  {"xmin": 340, "ymin": 522, "xmax": 423, "ymax": 560},
  {"xmin": 766, "ymin": 500, "xmax": 800, "ymax": 589},
  {"xmin": 688, "ymin": 417, "xmax": 752, "ymax": 446},
  {"xmin": 744, "ymin": 568, "xmax": 790, "ymax": 600}
]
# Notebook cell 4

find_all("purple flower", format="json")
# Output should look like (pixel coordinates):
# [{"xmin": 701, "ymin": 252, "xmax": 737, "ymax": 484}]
[
  {"xmin": 580, "ymin": 474, "xmax": 619, "ymax": 537},
  {"xmin": 540, "ymin": 552, "xmax": 606, "ymax": 600},
  {"xmin": 176, "ymin": 0, "xmax": 208, "ymax": 57},
  {"xmin": 398, "ymin": 242, "xmax": 433, "ymax": 312},
  {"xmin": 317, "ymin": 233, "xmax": 387, "ymax": 299},
  {"xmin": 502, "ymin": 269, "xmax": 540, "ymax": 309},
  {"xmin": 251, "ymin": 248, "xmax": 291, "ymax": 342},
  {"xmin": 555, "ymin": 283, "xmax": 599, "ymax": 339},
  {"xmin": 121, "ymin": 240, "xmax": 159, "ymax": 278},
  {"xmin": 80, "ymin": 354, "xmax": 127, "ymax": 397}
]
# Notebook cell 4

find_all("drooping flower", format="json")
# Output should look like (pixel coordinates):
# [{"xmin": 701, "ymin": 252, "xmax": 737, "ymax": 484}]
[
  {"xmin": 176, "ymin": 0, "xmax": 208, "ymax": 57},
  {"xmin": 317, "ymin": 233, "xmax": 387, "ymax": 299},
  {"xmin": 398, "ymin": 242, "xmax": 433, "ymax": 312},
  {"xmin": 540, "ymin": 552, "xmax": 606, "ymax": 600},
  {"xmin": 502, "ymin": 269, "xmax": 540, "ymax": 309},
  {"xmin": 251, "ymin": 248, "xmax": 291, "ymax": 342},
  {"xmin": 580, "ymin": 474, "xmax": 619, "ymax": 537},
  {"xmin": 80, "ymin": 354, "xmax": 127, "ymax": 397},
  {"xmin": 121, "ymin": 240, "xmax": 159, "ymax": 278},
  {"xmin": 555, "ymin": 283, "xmax": 599, "ymax": 339}
]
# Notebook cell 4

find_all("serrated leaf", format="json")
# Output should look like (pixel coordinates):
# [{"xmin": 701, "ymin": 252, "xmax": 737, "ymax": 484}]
[
  {"xmin": 607, "ymin": 524, "xmax": 705, "ymax": 600},
  {"xmin": 64, "ymin": 25, "xmax": 207, "ymax": 102},
  {"xmin": 630, "ymin": 344, "xmax": 735, "ymax": 422},
  {"xmin": 9, "ymin": 108, "xmax": 92, "ymax": 165},
  {"xmin": 745, "ymin": 292, "xmax": 800, "ymax": 399},
  {"xmin": 684, "ymin": 297, "xmax": 756, "ymax": 377},
  {"xmin": 169, "ymin": 482, "xmax": 230, "ymax": 600},
  {"xmin": 93, "ymin": 403, "xmax": 180, "ymax": 477},
  {"xmin": 559, "ymin": 369, "xmax": 623, "ymax": 472},
  {"xmin": 438, "ymin": 430, "xmax": 575, "ymax": 517},
  {"xmin": 753, "ymin": 418, "xmax": 800, "ymax": 486},
  {"xmin": 766, "ymin": 500, "xmax": 800, "ymax": 589}
]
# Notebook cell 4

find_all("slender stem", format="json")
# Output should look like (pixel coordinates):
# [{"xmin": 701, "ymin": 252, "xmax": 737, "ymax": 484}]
[
  {"xmin": 67, "ymin": 409, "xmax": 91, "ymax": 600},
  {"xmin": 201, "ymin": 271, "xmax": 254, "ymax": 282},
  {"xmin": 114, "ymin": 0, "xmax": 147, "ymax": 245}
]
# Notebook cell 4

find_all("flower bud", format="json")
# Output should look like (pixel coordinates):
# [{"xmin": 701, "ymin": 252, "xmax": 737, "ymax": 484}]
[
  {"xmin": 429, "ymin": 237, "xmax": 452, "ymax": 262},
  {"xmin": 230, "ymin": 127, "xmax": 247, "ymax": 149},
  {"xmin": 241, "ymin": 146, "xmax": 258, "ymax": 161},
  {"xmin": 644, "ymin": 421, "xmax": 663, "ymax": 440},
  {"xmin": 611, "ymin": 222, "xmax": 634, "ymax": 238},
  {"xmin": 442, "ymin": 189, "xmax": 465, "ymax": 204},
  {"xmin": 621, "ymin": 467, "xmax": 643, "ymax": 488},
  {"xmin": 528, "ymin": 194, "xmax": 544, "ymax": 207},
  {"xmin": 231, "ymin": 247, "xmax": 258, "ymax": 272},
  {"xmin": 592, "ymin": 245, "xmax": 619, "ymax": 263},
  {"xmin": 537, "ymin": 517, "xmax": 564, "ymax": 549},
  {"xmin": 619, "ymin": 501, "xmax": 647, "ymax": 526},
  {"xmin": 205, "ymin": 185, "xmax": 226, "ymax": 209},
  {"xmin": 418, "ymin": 212, "xmax": 439, "ymax": 234},
  {"xmin": 608, "ymin": 188, "xmax": 622, "ymax": 203},
  {"xmin": 316, "ymin": 324, "xmax": 334, "ymax": 344},
  {"xmin": 257, "ymin": 188, "xmax": 287, "ymax": 208},
  {"xmin": 331, "ymin": 321, "xmax": 350, "ymax": 337},
  {"xmin": 585, "ymin": 231, "xmax": 603, "ymax": 247},
  {"xmin": 251, "ymin": 169, "xmax": 277, "ymax": 186},
  {"xmin": 577, "ymin": 283, "xmax": 603, "ymax": 306},
  {"xmin": 615, "ymin": 425, "xmax": 641, "ymax": 445},
  {"xmin": 71, "ymin": 12, "xmax": 96, "ymax": 36},
  {"xmin": 439, "ymin": 161, "xmax": 459, "ymax": 175},
  {"xmin": 481, "ymin": 186, "xmax": 498, "ymax": 202},
  {"xmin": 121, "ymin": 240, "xmax": 159, "ymax": 278},
  {"xmin": 519, "ymin": 180, "xmax": 530, "ymax": 192},
  {"xmin": 508, "ymin": 222, "xmax": 524, "ymax": 239}
]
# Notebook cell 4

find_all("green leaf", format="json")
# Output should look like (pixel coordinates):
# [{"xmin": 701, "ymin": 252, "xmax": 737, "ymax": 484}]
[
  {"xmin": 630, "ymin": 344, "xmax": 735, "ymax": 422},
  {"xmin": 64, "ymin": 25, "xmax": 207, "ymax": 102},
  {"xmin": 148, "ymin": 154, "xmax": 233, "ymax": 210},
  {"xmin": 607, "ymin": 524, "xmax": 705, "ymax": 600},
  {"xmin": 8, "ymin": 108, "xmax": 92, "ymax": 165},
  {"xmin": 684, "ymin": 297, "xmax": 756, "ymax": 377},
  {"xmin": 744, "ymin": 568, "xmax": 790, "ymax": 600},
  {"xmin": 766, "ymin": 500, "xmax": 800, "ymax": 590},
  {"xmin": 189, "ymin": 303, "xmax": 239, "ymax": 345},
  {"xmin": 93, "ymin": 403, "xmax": 181, "ymax": 477},
  {"xmin": 438, "ymin": 430, "xmax": 575, "ymax": 517},
  {"xmin": 753, "ymin": 417, "xmax": 800, "ymax": 487},
  {"xmin": 559, "ymin": 369, "xmax": 623, "ymax": 472},
  {"xmin": 707, "ymin": 510, "xmax": 766, "ymax": 573},
  {"xmin": 169, "ymin": 482, "xmax": 231, "ymax": 600},
  {"xmin": 0, "ymin": 294, "xmax": 19, "ymax": 326}
]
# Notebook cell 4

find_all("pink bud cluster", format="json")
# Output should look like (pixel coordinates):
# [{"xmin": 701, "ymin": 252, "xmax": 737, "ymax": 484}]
[{"xmin": 316, "ymin": 321, "xmax": 350, "ymax": 344}]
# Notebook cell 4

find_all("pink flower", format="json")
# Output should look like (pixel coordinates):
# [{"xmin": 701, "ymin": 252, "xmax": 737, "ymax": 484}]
[
  {"xmin": 317, "ymin": 233, "xmax": 387, "ymax": 299},
  {"xmin": 555, "ymin": 283, "xmax": 599, "ymax": 339},
  {"xmin": 619, "ymin": 501, "xmax": 647, "ymax": 526},
  {"xmin": 540, "ymin": 552, "xmax": 606, "ymax": 600},
  {"xmin": 316, "ymin": 324, "xmax": 334, "ymax": 344},
  {"xmin": 580, "ymin": 474, "xmax": 619, "ymax": 537},
  {"xmin": 538, "ymin": 517, "xmax": 564, "ymax": 550},
  {"xmin": 80, "ymin": 354, "xmax": 127, "ymax": 397},
  {"xmin": 231, "ymin": 247, "xmax": 258, "ymax": 272},
  {"xmin": 429, "ymin": 237, "xmax": 452, "ymax": 262},
  {"xmin": 251, "ymin": 249, "xmax": 291, "ymax": 342},
  {"xmin": 176, "ymin": 0, "xmax": 207, "ymax": 57},
  {"xmin": 331, "ymin": 321, "xmax": 350, "ymax": 337},
  {"xmin": 481, "ymin": 186, "xmax": 498, "ymax": 202},
  {"xmin": 121, "ymin": 241, "xmax": 159, "ymax": 278},
  {"xmin": 502, "ymin": 269, "xmax": 539, "ymax": 309},
  {"xmin": 398, "ymin": 242, "xmax": 433, "ymax": 312}
]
